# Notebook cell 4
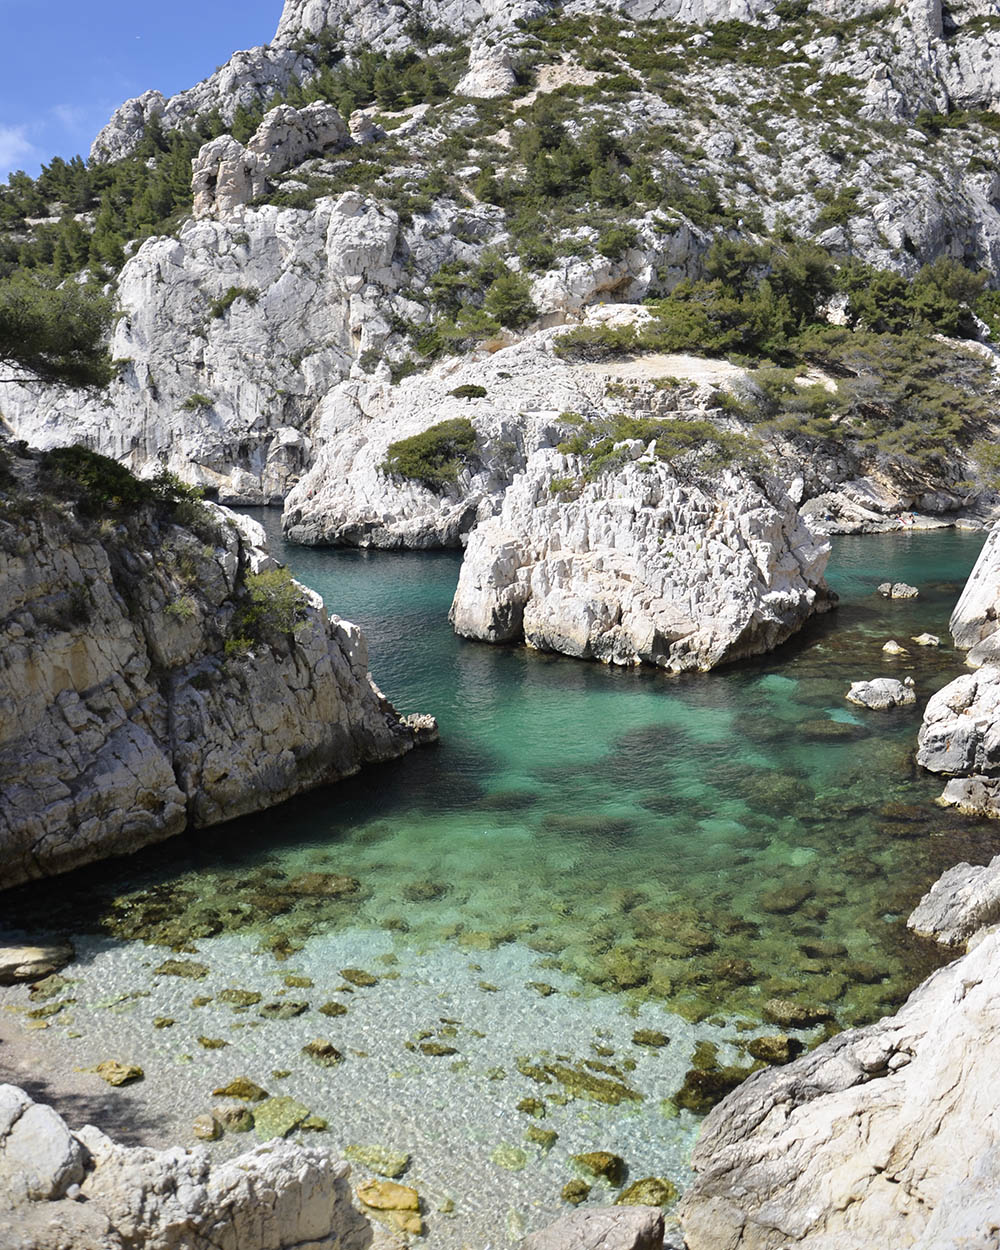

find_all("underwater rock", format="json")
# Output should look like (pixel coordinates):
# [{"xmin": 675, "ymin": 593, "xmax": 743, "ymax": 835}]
[
  {"xmin": 746, "ymin": 1035, "xmax": 804, "ymax": 1066},
  {"xmin": 218, "ymin": 988, "xmax": 262, "ymax": 1007},
  {"xmin": 155, "ymin": 959, "xmax": 209, "ymax": 980},
  {"xmin": 525, "ymin": 1205, "xmax": 665, "ymax": 1249},
  {"xmin": 94, "ymin": 1062, "xmax": 144, "ymax": 1087},
  {"xmin": 0, "ymin": 943, "xmax": 74, "ymax": 986},
  {"xmin": 491, "ymin": 1144, "xmax": 528, "ymax": 1171},
  {"xmin": 259, "ymin": 1001, "xmax": 309, "ymax": 1020},
  {"xmin": 615, "ymin": 1177, "xmax": 678, "ymax": 1208},
  {"xmin": 762, "ymin": 998, "xmax": 833, "ymax": 1028},
  {"xmin": 343, "ymin": 1144, "xmax": 410, "ymax": 1178},
  {"xmin": 213, "ymin": 1105, "xmax": 254, "ymax": 1133},
  {"xmin": 197, "ymin": 1037, "xmax": 228, "ymax": 1050},
  {"xmin": 561, "ymin": 1179, "xmax": 592, "ymax": 1206},
  {"xmin": 253, "ymin": 1096, "xmax": 313, "ymax": 1140},
  {"xmin": 302, "ymin": 1039, "xmax": 343, "ymax": 1067},
  {"xmin": 401, "ymin": 880, "xmax": 449, "ymax": 902},
  {"xmin": 285, "ymin": 872, "xmax": 360, "ymax": 898},
  {"xmin": 319, "ymin": 1000, "xmax": 349, "ymax": 1017},
  {"xmin": 675, "ymin": 1066, "xmax": 753, "ymax": 1114},
  {"xmin": 212, "ymin": 1077, "xmax": 268, "ymax": 1102},
  {"xmin": 418, "ymin": 1040, "xmax": 458, "ymax": 1056},
  {"xmin": 573, "ymin": 1151, "xmax": 627, "ymax": 1186},
  {"xmin": 356, "ymin": 1177, "xmax": 423, "ymax": 1236},
  {"xmin": 192, "ymin": 1114, "xmax": 222, "ymax": 1141},
  {"xmin": 799, "ymin": 718, "xmax": 868, "ymax": 742},
  {"xmin": 526, "ymin": 1126, "xmax": 558, "ymax": 1150},
  {"xmin": 632, "ymin": 1029, "xmax": 670, "ymax": 1048},
  {"xmin": 759, "ymin": 882, "xmax": 814, "ymax": 914},
  {"xmin": 878, "ymin": 582, "xmax": 919, "ymax": 598},
  {"xmin": 846, "ymin": 678, "xmax": 916, "ymax": 710},
  {"xmin": 340, "ymin": 968, "xmax": 378, "ymax": 987}
]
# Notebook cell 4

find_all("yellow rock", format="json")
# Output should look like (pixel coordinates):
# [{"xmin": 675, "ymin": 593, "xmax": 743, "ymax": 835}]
[
  {"xmin": 95, "ymin": 1060, "xmax": 144, "ymax": 1086},
  {"xmin": 356, "ymin": 1178, "xmax": 423, "ymax": 1236}
]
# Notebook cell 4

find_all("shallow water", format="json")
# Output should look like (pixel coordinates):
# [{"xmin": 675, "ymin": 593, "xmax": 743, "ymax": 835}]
[{"xmin": 3, "ymin": 522, "xmax": 999, "ymax": 1245}]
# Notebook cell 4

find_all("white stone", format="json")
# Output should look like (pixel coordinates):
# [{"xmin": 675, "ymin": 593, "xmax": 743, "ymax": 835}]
[{"xmin": 845, "ymin": 677, "xmax": 917, "ymax": 709}]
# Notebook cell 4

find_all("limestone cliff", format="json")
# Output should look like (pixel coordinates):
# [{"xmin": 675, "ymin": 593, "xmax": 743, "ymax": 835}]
[{"xmin": 0, "ymin": 445, "xmax": 422, "ymax": 890}]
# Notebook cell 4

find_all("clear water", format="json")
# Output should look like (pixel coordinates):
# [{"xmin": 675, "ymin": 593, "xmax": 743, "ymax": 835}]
[{"xmin": 4, "ymin": 521, "xmax": 999, "ymax": 1246}]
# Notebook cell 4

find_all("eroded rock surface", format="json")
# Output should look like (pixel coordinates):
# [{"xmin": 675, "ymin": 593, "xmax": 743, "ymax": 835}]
[
  {"xmin": 845, "ymin": 677, "xmax": 916, "ymax": 710},
  {"xmin": 678, "ymin": 929, "xmax": 1000, "ymax": 1250},
  {"xmin": 450, "ymin": 452, "xmax": 830, "ymax": 671},
  {"xmin": 521, "ymin": 1204, "xmax": 665, "ymax": 1250},
  {"xmin": 0, "ymin": 452, "xmax": 420, "ymax": 888},
  {"xmin": 0, "ymin": 1085, "xmax": 384, "ymax": 1250}
]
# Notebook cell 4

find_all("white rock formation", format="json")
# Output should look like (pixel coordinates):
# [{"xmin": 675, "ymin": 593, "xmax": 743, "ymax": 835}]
[
  {"xmin": 908, "ymin": 851, "xmax": 1000, "ymax": 947},
  {"xmin": 193, "ymin": 103, "xmax": 351, "ymax": 219},
  {"xmin": 0, "ymin": 453, "xmax": 422, "ymax": 888},
  {"xmin": 917, "ymin": 665, "xmax": 1000, "ymax": 775},
  {"xmin": 521, "ymin": 1205, "xmax": 665, "ymax": 1250},
  {"xmin": 951, "ymin": 524, "xmax": 1000, "ymax": 659},
  {"xmin": 455, "ymin": 40, "xmax": 519, "ymax": 98},
  {"xmin": 845, "ymin": 677, "xmax": 916, "ymax": 709},
  {"xmin": 0, "ymin": 1084, "xmax": 387, "ymax": 1250},
  {"xmin": 450, "ymin": 451, "xmax": 830, "ymax": 671},
  {"xmin": 679, "ymin": 927, "xmax": 1000, "ymax": 1250}
]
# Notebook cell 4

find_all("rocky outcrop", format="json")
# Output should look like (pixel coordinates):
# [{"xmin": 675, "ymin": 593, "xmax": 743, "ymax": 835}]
[
  {"xmin": 192, "ymin": 102, "xmax": 351, "ymax": 219},
  {"xmin": 0, "ymin": 450, "xmax": 422, "ymax": 889},
  {"xmin": 908, "ymin": 852, "xmax": 1000, "ymax": 947},
  {"xmin": 678, "ymin": 927, "xmax": 1000, "ymax": 1250},
  {"xmin": 845, "ymin": 676, "xmax": 916, "ymax": 709},
  {"xmin": 90, "ymin": 47, "xmax": 314, "ymax": 163},
  {"xmin": 0, "ymin": 1084, "xmax": 388, "ymax": 1250},
  {"xmin": 917, "ymin": 665, "xmax": 1000, "ymax": 775},
  {"xmin": 450, "ymin": 452, "xmax": 830, "ymax": 671}
]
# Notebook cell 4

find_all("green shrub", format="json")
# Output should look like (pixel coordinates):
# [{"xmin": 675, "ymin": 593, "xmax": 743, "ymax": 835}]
[
  {"xmin": 37, "ymin": 445, "xmax": 206, "ymax": 519},
  {"xmin": 208, "ymin": 286, "xmax": 259, "ymax": 318},
  {"xmin": 597, "ymin": 225, "xmax": 638, "ymax": 260},
  {"xmin": 181, "ymin": 393, "xmax": 213, "ymax": 411},
  {"xmin": 229, "ymin": 567, "xmax": 308, "ymax": 650},
  {"xmin": 482, "ymin": 269, "xmax": 537, "ymax": 329},
  {"xmin": 382, "ymin": 417, "xmax": 478, "ymax": 489},
  {"xmin": 556, "ymin": 413, "xmax": 763, "ymax": 480},
  {"xmin": 449, "ymin": 383, "xmax": 488, "ymax": 399}
]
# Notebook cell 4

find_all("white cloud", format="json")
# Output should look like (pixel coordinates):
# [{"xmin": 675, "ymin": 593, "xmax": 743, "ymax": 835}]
[{"xmin": 0, "ymin": 124, "xmax": 36, "ymax": 178}]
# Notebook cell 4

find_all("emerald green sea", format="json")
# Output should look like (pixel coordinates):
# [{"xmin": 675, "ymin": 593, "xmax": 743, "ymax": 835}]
[{"xmin": 3, "ymin": 521, "xmax": 997, "ymax": 1244}]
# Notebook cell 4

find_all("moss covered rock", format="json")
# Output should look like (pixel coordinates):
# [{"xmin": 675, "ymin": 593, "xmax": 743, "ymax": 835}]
[
  {"xmin": 213, "ymin": 1077, "xmax": 268, "ymax": 1101},
  {"xmin": 573, "ymin": 1151, "xmax": 627, "ymax": 1186},
  {"xmin": 615, "ymin": 1177, "xmax": 678, "ymax": 1207},
  {"xmin": 344, "ymin": 1144, "xmax": 410, "ymax": 1178}
]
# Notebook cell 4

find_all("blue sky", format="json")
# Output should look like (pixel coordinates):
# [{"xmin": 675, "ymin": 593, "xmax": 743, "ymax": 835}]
[{"xmin": 0, "ymin": 0, "xmax": 282, "ymax": 180}]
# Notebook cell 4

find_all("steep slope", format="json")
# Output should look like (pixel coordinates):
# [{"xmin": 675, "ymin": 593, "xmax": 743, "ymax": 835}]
[{"xmin": 0, "ymin": 445, "xmax": 426, "ymax": 888}]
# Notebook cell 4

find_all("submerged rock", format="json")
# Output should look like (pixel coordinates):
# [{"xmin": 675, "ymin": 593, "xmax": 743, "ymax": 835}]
[
  {"xmin": 573, "ymin": 1151, "xmax": 627, "ymax": 1187},
  {"xmin": 343, "ymin": 1144, "xmax": 410, "ymax": 1178},
  {"xmin": 878, "ymin": 582, "xmax": 919, "ymax": 599},
  {"xmin": 355, "ymin": 1177, "xmax": 423, "ymax": 1236},
  {"xmin": 212, "ymin": 1077, "xmax": 268, "ymax": 1102},
  {"xmin": 615, "ymin": 1177, "xmax": 678, "ymax": 1208},
  {"xmin": 253, "ymin": 1096, "xmax": 313, "ymax": 1141},
  {"xmin": 908, "ymin": 853, "xmax": 1000, "ymax": 947},
  {"xmin": 94, "ymin": 1062, "xmax": 144, "ymax": 1088}
]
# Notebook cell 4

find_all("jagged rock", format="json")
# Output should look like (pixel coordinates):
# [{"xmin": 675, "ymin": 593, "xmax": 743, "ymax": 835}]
[
  {"xmin": 450, "ymin": 452, "xmax": 830, "ymax": 671},
  {"xmin": 678, "ymin": 930, "xmax": 1000, "ymax": 1250},
  {"xmin": 521, "ymin": 1204, "xmax": 665, "ymax": 1250},
  {"xmin": 908, "ymin": 852, "xmax": 1000, "ymax": 947},
  {"xmin": 455, "ymin": 39, "xmax": 519, "ymax": 98},
  {"xmin": 845, "ymin": 677, "xmax": 916, "ymax": 709},
  {"xmin": 0, "ymin": 1087, "xmax": 383, "ymax": 1250},
  {"xmin": 0, "ymin": 455, "xmax": 422, "ymax": 888},
  {"xmin": 917, "ymin": 665, "xmax": 1000, "ymax": 775},
  {"xmin": 936, "ymin": 774, "xmax": 1000, "ymax": 819},
  {"xmin": 193, "ymin": 102, "xmax": 351, "ymax": 219}
]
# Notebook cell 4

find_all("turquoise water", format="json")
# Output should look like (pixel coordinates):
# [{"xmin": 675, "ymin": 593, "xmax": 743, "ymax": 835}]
[
  {"xmin": 10, "ymin": 520, "xmax": 993, "ymax": 1026},
  {"xmin": 3, "ymin": 522, "xmax": 998, "ymax": 1244}
]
